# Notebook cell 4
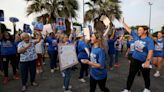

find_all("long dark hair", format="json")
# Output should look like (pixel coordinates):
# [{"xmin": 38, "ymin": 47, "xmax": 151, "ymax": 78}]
[
  {"xmin": 2, "ymin": 32, "xmax": 13, "ymax": 41},
  {"xmin": 138, "ymin": 26, "xmax": 158, "ymax": 45}
]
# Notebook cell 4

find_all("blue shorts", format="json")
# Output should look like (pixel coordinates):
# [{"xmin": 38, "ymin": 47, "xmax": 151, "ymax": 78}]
[{"xmin": 154, "ymin": 51, "xmax": 164, "ymax": 58}]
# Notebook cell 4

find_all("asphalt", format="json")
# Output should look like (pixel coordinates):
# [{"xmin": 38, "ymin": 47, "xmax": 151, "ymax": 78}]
[{"xmin": 1, "ymin": 54, "xmax": 164, "ymax": 92}]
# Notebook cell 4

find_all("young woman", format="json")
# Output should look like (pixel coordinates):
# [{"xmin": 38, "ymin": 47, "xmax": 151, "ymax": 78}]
[
  {"xmin": 35, "ymin": 32, "xmax": 44, "ymax": 74},
  {"xmin": 81, "ymin": 33, "xmax": 109, "ymax": 92},
  {"xmin": 153, "ymin": 31, "xmax": 164, "ymax": 77},
  {"xmin": 108, "ymin": 30, "xmax": 117, "ymax": 70},
  {"xmin": 59, "ymin": 34, "xmax": 73, "ymax": 92},
  {"xmin": 77, "ymin": 32, "xmax": 90, "ymax": 83},
  {"xmin": 121, "ymin": 18, "xmax": 154, "ymax": 92},
  {"xmin": 46, "ymin": 32, "xmax": 58, "ymax": 73},
  {"xmin": 1, "ymin": 32, "xmax": 19, "ymax": 84}
]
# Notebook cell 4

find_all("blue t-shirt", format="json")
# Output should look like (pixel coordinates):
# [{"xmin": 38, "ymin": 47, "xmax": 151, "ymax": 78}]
[
  {"xmin": 1, "ymin": 40, "xmax": 17, "ymax": 55},
  {"xmin": 127, "ymin": 40, "xmax": 135, "ymax": 55},
  {"xmin": 108, "ymin": 38, "xmax": 117, "ymax": 54},
  {"xmin": 154, "ymin": 38, "xmax": 164, "ymax": 57},
  {"xmin": 46, "ymin": 36, "xmax": 58, "ymax": 53},
  {"xmin": 131, "ymin": 31, "xmax": 154, "ymax": 62},
  {"xmin": 77, "ymin": 40, "xmax": 89, "ymax": 59},
  {"xmin": 90, "ymin": 47, "xmax": 107, "ymax": 80}
]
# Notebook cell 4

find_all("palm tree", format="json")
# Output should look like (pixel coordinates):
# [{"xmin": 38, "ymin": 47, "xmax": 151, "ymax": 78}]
[
  {"xmin": 84, "ymin": 0, "xmax": 122, "ymax": 22},
  {"xmin": 25, "ymin": 0, "xmax": 79, "ymax": 35},
  {"xmin": 25, "ymin": 0, "xmax": 79, "ymax": 23}
]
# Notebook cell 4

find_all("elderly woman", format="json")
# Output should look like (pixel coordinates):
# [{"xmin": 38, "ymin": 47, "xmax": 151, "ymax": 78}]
[{"xmin": 17, "ymin": 32, "xmax": 41, "ymax": 92}]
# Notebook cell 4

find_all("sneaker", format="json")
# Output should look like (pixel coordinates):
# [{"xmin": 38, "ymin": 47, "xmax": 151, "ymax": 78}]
[
  {"xmin": 31, "ymin": 82, "xmax": 39, "ymax": 87},
  {"xmin": 54, "ymin": 67, "xmax": 59, "ymax": 71},
  {"xmin": 13, "ymin": 74, "xmax": 20, "ymax": 80},
  {"xmin": 79, "ymin": 78, "xmax": 86, "ymax": 83},
  {"xmin": 21, "ymin": 86, "xmax": 27, "ymax": 92},
  {"xmin": 3, "ymin": 77, "xmax": 9, "ymax": 84},
  {"xmin": 114, "ymin": 63, "xmax": 120, "ymax": 68},
  {"xmin": 109, "ymin": 67, "xmax": 114, "ymax": 71},
  {"xmin": 36, "ymin": 69, "xmax": 40, "ymax": 74},
  {"xmin": 143, "ymin": 88, "xmax": 151, "ymax": 92},
  {"xmin": 63, "ymin": 85, "xmax": 72, "ymax": 89},
  {"xmin": 51, "ymin": 69, "xmax": 54, "ymax": 73},
  {"xmin": 64, "ymin": 90, "xmax": 72, "ymax": 92},
  {"xmin": 154, "ymin": 71, "xmax": 160, "ymax": 77},
  {"xmin": 122, "ymin": 89, "xmax": 131, "ymax": 92},
  {"xmin": 43, "ymin": 62, "xmax": 46, "ymax": 65},
  {"xmin": 40, "ymin": 69, "xmax": 43, "ymax": 73}
]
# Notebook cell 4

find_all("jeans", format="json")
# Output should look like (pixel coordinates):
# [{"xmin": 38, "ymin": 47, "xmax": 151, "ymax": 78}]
[
  {"xmin": 109, "ymin": 54, "xmax": 115, "ymax": 67},
  {"xmin": 20, "ymin": 60, "xmax": 36, "ymax": 86},
  {"xmin": 48, "ymin": 51, "xmax": 57, "ymax": 69},
  {"xmin": 90, "ymin": 76, "xmax": 109, "ymax": 92},
  {"xmin": 115, "ymin": 51, "xmax": 120, "ymax": 64},
  {"xmin": 126, "ymin": 58, "xmax": 150, "ymax": 90},
  {"xmin": 78, "ymin": 58, "xmax": 89, "ymax": 79},
  {"xmin": 2, "ymin": 55, "xmax": 17, "ymax": 77},
  {"xmin": 63, "ymin": 68, "xmax": 71, "ymax": 90},
  {"xmin": 0, "ymin": 55, "xmax": 3, "ymax": 71}
]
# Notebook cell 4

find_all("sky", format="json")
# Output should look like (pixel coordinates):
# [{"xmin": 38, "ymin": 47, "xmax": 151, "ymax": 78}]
[{"xmin": 0, "ymin": 0, "xmax": 164, "ymax": 34}]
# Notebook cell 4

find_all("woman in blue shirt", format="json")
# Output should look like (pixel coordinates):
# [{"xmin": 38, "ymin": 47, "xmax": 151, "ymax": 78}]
[
  {"xmin": 107, "ymin": 30, "xmax": 117, "ymax": 70},
  {"xmin": 153, "ymin": 31, "xmax": 164, "ymax": 77},
  {"xmin": 46, "ymin": 32, "xmax": 58, "ymax": 73},
  {"xmin": 1, "ymin": 32, "xmax": 19, "ymax": 84},
  {"xmin": 77, "ymin": 32, "xmax": 90, "ymax": 83},
  {"xmin": 81, "ymin": 33, "xmax": 109, "ymax": 92},
  {"xmin": 121, "ymin": 18, "xmax": 154, "ymax": 92}
]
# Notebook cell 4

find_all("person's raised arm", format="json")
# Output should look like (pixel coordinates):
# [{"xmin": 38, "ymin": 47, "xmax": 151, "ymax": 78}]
[{"xmin": 120, "ymin": 18, "xmax": 132, "ymax": 34}]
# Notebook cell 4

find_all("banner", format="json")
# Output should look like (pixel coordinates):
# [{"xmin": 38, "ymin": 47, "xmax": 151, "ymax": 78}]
[
  {"xmin": 56, "ymin": 17, "xmax": 66, "ymax": 31},
  {"xmin": 33, "ymin": 22, "xmax": 44, "ymax": 31},
  {"xmin": 42, "ymin": 24, "xmax": 53, "ymax": 35},
  {"xmin": 9, "ymin": 17, "xmax": 19, "ymax": 23},
  {"xmin": 115, "ymin": 28, "xmax": 124, "ymax": 37},
  {"xmin": 23, "ymin": 24, "xmax": 32, "ymax": 34},
  {"xmin": 73, "ymin": 25, "xmax": 82, "ymax": 37},
  {"xmin": 0, "ymin": 10, "xmax": 4, "ymax": 22},
  {"xmin": 58, "ymin": 44, "xmax": 78, "ymax": 71}
]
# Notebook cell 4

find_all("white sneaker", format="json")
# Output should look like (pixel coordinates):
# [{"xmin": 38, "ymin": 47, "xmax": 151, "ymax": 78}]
[
  {"xmin": 51, "ymin": 69, "xmax": 54, "ymax": 73},
  {"xmin": 54, "ymin": 67, "xmax": 59, "ymax": 71},
  {"xmin": 79, "ymin": 78, "xmax": 86, "ymax": 83},
  {"xmin": 122, "ymin": 89, "xmax": 131, "ymax": 92},
  {"xmin": 63, "ymin": 85, "xmax": 72, "ymax": 89},
  {"xmin": 154, "ymin": 71, "xmax": 160, "ymax": 77},
  {"xmin": 64, "ymin": 90, "xmax": 72, "ymax": 92},
  {"xmin": 143, "ymin": 88, "xmax": 151, "ymax": 92}
]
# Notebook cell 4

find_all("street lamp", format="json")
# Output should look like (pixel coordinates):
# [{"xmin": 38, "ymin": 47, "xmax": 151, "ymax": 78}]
[
  {"xmin": 83, "ymin": 0, "xmax": 85, "ymax": 27},
  {"xmin": 148, "ymin": 2, "xmax": 152, "ymax": 33}
]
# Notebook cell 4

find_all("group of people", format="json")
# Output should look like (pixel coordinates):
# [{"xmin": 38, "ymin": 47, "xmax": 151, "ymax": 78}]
[{"xmin": 0, "ymin": 16, "xmax": 163, "ymax": 92}]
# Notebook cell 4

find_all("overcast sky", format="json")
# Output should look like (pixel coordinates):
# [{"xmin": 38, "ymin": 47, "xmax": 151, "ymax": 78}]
[{"xmin": 0, "ymin": 0, "xmax": 164, "ymax": 33}]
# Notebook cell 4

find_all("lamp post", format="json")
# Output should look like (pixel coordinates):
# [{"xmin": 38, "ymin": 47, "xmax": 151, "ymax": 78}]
[
  {"xmin": 148, "ymin": 2, "xmax": 152, "ymax": 33},
  {"xmin": 83, "ymin": 0, "xmax": 85, "ymax": 27}
]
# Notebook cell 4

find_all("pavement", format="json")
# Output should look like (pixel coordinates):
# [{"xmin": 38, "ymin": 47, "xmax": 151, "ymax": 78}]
[{"xmin": 1, "ymin": 54, "xmax": 164, "ymax": 92}]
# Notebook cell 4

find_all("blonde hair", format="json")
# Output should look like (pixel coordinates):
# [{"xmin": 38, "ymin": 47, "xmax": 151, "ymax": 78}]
[{"xmin": 20, "ymin": 32, "xmax": 30, "ymax": 40}]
